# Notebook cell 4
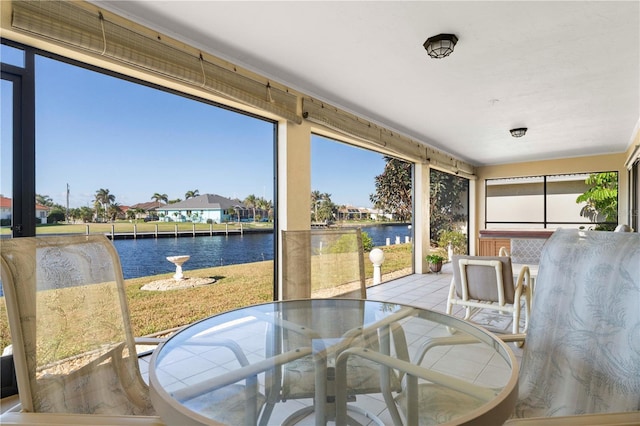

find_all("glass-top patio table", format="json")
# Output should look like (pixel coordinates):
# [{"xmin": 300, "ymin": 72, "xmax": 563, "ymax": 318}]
[{"xmin": 149, "ymin": 299, "xmax": 518, "ymax": 425}]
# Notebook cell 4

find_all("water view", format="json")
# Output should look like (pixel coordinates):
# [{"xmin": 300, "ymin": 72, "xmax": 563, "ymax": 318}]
[{"xmin": 113, "ymin": 223, "xmax": 411, "ymax": 279}]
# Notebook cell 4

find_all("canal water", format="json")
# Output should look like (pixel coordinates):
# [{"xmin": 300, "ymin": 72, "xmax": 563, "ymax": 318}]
[{"xmin": 113, "ymin": 223, "xmax": 412, "ymax": 279}]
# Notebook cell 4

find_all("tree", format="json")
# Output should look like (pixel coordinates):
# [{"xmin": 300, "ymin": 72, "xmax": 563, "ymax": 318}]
[
  {"xmin": 430, "ymin": 169, "xmax": 467, "ymax": 244},
  {"xmin": 36, "ymin": 194, "xmax": 54, "ymax": 207},
  {"xmin": 369, "ymin": 157, "xmax": 412, "ymax": 221},
  {"xmin": 257, "ymin": 197, "xmax": 273, "ymax": 222},
  {"xmin": 94, "ymin": 188, "xmax": 115, "ymax": 222},
  {"xmin": 151, "ymin": 192, "xmax": 168, "ymax": 204},
  {"xmin": 311, "ymin": 190, "xmax": 322, "ymax": 221},
  {"xmin": 234, "ymin": 205, "xmax": 244, "ymax": 222},
  {"xmin": 72, "ymin": 206, "xmax": 94, "ymax": 223},
  {"xmin": 244, "ymin": 194, "xmax": 258, "ymax": 221},
  {"xmin": 107, "ymin": 202, "xmax": 123, "ymax": 221},
  {"xmin": 316, "ymin": 193, "xmax": 336, "ymax": 222},
  {"xmin": 185, "ymin": 189, "xmax": 199, "ymax": 200},
  {"xmin": 47, "ymin": 206, "xmax": 66, "ymax": 223},
  {"xmin": 576, "ymin": 172, "xmax": 618, "ymax": 230}
]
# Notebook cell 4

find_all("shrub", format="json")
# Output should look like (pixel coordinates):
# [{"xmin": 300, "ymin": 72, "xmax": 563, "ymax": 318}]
[
  {"xmin": 361, "ymin": 231, "xmax": 374, "ymax": 252},
  {"xmin": 437, "ymin": 230, "xmax": 467, "ymax": 254},
  {"xmin": 326, "ymin": 231, "xmax": 374, "ymax": 254}
]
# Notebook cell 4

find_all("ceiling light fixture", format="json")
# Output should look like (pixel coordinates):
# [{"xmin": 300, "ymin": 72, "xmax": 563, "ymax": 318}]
[
  {"xmin": 510, "ymin": 128, "xmax": 528, "ymax": 138},
  {"xmin": 423, "ymin": 34, "xmax": 458, "ymax": 59}
]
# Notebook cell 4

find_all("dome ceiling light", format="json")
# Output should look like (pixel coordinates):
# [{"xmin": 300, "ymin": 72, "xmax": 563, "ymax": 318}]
[
  {"xmin": 510, "ymin": 128, "xmax": 528, "ymax": 138},
  {"xmin": 423, "ymin": 34, "xmax": 458, "ymax": 59}
]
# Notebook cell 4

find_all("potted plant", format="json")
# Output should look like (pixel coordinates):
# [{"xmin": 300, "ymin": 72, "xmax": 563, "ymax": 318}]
[{"xmin": 426, "ymin": 254, "xmax": 445, "ymax": 273}]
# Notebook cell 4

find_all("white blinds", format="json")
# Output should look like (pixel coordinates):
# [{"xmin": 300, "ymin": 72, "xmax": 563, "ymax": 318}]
[
  {"xmin": 302, "ymin": 97, "xmax": 475, "ymax": 177},
  {"xmin": 11, "ymin": 0, "xmax": 301, "ymax": 124},
  {"xmin": 10, "ymin": 0, "xmax": 475, "ymax": 176}
]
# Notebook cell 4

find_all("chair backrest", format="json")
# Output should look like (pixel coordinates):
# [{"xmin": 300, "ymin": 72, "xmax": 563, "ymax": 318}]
[
  {"xmin": 509, "ymin": 238, "xmax": 545, "ymax": 264},
  {"xmin": 281, "ymin": 228, "xmax": 366, "ymax": 299},
  {"xmin": 614, "ymin": 223, "xmax": 632, "ymax": 232},
  {"xmin": 451, "ymin": 255, "xmax": 516, "ymax": 304},
  {"xmin": 0, "ymin": 235, "xmax": 153, "ymax": 415},
  {"xmin": 516, "ymin": 229, "xmax": 640, "ymax": 418}
]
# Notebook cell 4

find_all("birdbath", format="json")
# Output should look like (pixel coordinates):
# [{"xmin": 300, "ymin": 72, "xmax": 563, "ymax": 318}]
[{"xmin": 166, "ymin": 255, "xmax": 190, "ymax": 281}]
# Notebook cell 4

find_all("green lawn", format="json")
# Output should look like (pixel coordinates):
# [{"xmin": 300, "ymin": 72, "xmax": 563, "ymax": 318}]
[{"xmin": 0, "ymin": 243, "xmax": 412, "ymax": 350}]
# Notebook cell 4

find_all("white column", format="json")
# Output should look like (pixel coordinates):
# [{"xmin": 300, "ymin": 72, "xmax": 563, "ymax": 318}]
[{"xmin": 414, "ymin": 162, "xmax": 431, "ymax": 273}]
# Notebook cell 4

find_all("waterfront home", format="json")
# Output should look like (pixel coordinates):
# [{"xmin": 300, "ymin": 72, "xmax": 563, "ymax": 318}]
[
  {"xmin": 155, "ymin": 193, "xmax": 251, "ymax": 223},
  {"xmin": 129, "ymin": 201, "xmax": 166, "ymax": 220}
]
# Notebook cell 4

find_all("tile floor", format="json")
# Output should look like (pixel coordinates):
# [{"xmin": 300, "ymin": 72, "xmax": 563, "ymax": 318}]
[{"xmin": 139, "ymin": 264, "xmax": 524, "ymax": 425}]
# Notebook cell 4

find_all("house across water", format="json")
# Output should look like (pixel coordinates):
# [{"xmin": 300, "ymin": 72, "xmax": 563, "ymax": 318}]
[{"xmin": 155, "ymin": 193, "xmax": 263, "ymax": 223}]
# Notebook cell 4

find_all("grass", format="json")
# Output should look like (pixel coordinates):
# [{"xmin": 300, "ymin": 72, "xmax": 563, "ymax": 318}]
[{"xmin": 0, "ymin": 243, "xmax": 412, "ymax": 351}]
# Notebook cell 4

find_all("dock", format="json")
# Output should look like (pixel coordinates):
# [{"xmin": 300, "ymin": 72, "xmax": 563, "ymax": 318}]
[{"xmin": 97, "ymin": 223, "xmax": 273, "ymax": 240}]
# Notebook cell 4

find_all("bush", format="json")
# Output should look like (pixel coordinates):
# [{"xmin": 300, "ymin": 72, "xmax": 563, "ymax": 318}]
[
  {"xmin": 437, "ymin": 230, "xmax": 467, "ymax": 254},
  {"xmin": 326, "ymin": 231, "xmax": 374, "ymax": 254},
  {"xmin": 47, "ymin": 211, "xmax": 66, "ymax": 223},
  {"xmin": 361, "ymin": 231, "xmax": 374, "ymax": 252}
]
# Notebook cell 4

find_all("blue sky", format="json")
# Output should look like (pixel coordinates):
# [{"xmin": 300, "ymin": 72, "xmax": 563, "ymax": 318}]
[{"xmin": 1, "ymin": 49, "xmax": 387, "ymax": 209}]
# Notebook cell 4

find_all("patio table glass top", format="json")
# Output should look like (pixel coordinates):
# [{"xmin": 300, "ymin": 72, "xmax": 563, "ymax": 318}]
[{"xmin": 149, "ymin": 298, "xmax": 518, "ymax": 425}]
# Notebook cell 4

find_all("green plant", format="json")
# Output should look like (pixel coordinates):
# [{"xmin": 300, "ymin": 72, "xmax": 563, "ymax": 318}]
[
  {"xmin": 576, "ymin": 172, "xmax": 618, "ymax": 230},
  {"xmin": 361, "ymin": 231, "xmax": 374, "ymax": 252},
  {"xmin": 425, "ymin": 254, "xmax": 445, "ymax": 264},
  {"xmin": 437, "ymin": 230, "xmax": 467, "ymax": 254}
]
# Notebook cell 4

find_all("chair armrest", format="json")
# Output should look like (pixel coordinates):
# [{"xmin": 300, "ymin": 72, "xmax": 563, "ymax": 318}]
[
  {"xmin": 134, "ymin": 337, "xmax": 166, "ymax": 345},
  {"xmin": 0, "ymin": 412, "xmax": 165, "ymax": 425},
  {"xmin": 504, "ymin": 411, "xmax": 640, "ymax": 425},
  {"xmin": 498, "ymin": 333, "xmax": 527, "ymax": 344}
]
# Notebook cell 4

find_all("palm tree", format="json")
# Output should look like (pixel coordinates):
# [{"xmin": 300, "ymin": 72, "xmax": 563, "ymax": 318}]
[
  {"xmin": 36, "ymin": 194, "xmax": 54, "ymax": 207},
  {"xmin": 257, "ymin": 197, "xmax": 273, "ymax": 222},
  {"xmin": 185, "ymin": 189, "xmax": 200, "ymax": 199},
  {"xmin": 151, "ymin": 193, "xmax": 168, "ymax": 204},
  {"xmin": 108, "ymin": 203, "xmax": 123, "ymax": 221},
  {"xmin": 311, "ymin": 190, "xmax": 322, "ymax": 221},
  {"xmin": 244, "ymin": 194, "xmax": 258, "ymax": 221},
  {"xmin": 94, "ymin": 188, "xmax": 115, "ymax": 222}
]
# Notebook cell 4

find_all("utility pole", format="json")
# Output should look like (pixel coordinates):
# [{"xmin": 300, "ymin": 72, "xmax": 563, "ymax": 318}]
[{"xmin": 66, "ymin": 183, "xmax": 70, "ymax": 223}]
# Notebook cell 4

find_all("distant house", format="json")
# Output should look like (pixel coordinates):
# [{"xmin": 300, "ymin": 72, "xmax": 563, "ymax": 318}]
[
  {"xmin": 0, "ymin": 196, "xmax": 50, "ymax": 224},
  {"xmin": 367, "ymin": 208, "xmax": 393, "ymax": 221},
  {"xmin": 129, "ymin": 201, "xmax": 166, "ymax": 219},
  {"xmin": 155, "ymin": 194, "xmax": 250, "ymax": 223},
  {"xmin": 337, "ymin": 206, "xmax": 370, "ymax": 221}
]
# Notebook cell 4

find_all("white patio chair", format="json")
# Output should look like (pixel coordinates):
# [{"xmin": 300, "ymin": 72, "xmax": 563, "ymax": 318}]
[
  {"xmin": 446, "ymin": 255, "xmax": 531, "ymax": 335},
  {"xmin": 340, "ymin": 229, "xmax": 640, "ymax": 425},
  {"xmin": 502, "ymin": 229, "xmax": 640, "ymax": 423},
  {"xmin": 0, "ymin": 235, "xmax": 263, "ymax": 425}
]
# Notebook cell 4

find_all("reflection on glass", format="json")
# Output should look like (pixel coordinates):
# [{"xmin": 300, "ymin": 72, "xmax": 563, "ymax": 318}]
[
  {"xmin": 547, "ymin": 174, "xmax": 591, "ymax": 224},
  {"xmin": 1, "ymin": 44, "xmax": 25, "ymax": 68},
  {"xmin": 486, "ymin": 172, "xmax": 618, "ymax": 229},
  {"xmin": 1, "ymin": 79, "xmax": 13, "ymax": 231}
]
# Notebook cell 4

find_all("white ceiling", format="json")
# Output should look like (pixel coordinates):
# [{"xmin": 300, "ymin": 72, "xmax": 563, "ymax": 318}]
[{"xmin": 96, "ymin": 1, "xmax": 639, "ymax": 166}]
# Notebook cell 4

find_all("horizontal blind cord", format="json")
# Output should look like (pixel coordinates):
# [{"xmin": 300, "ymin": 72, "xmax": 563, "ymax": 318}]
[
  {"xmin": 98, "ymin": 12, "xmax": 107, "ymax": 56},
  {"xmin": 199, "ymin": 53, "xmax": 206, "ymax": 88}
]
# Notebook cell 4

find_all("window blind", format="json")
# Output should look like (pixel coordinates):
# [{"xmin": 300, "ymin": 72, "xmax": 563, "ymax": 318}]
[
  {"xmin": 11, "ymin": 0, "xmax": 301, "ymax": 124},
  {"xmin": 302, "ymin": 97, "xmax": 475, "ymax": 177}
]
